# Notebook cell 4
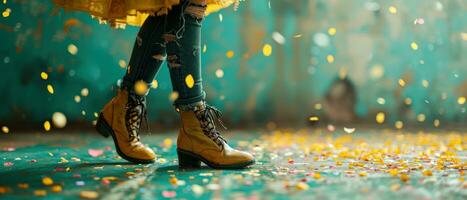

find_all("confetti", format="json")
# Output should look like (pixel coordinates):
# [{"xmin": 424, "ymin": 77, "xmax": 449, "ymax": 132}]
[
  {"xmin": 43, "ymin": 121, "xmax": 51, "ymax": 131},
  {"xmin": 185, "ymin": 74, "xmax": 195, "ymax": 88},
  {"xmin": 328, "ymin": 27, "xmax": 337, "ymax": 36},
  {"xmin": 40, "ymin": 72, "xmax": 48, "ymax": 80},
  {"xmin": 458, "ymin": 97, "xmax": 466, "ymax": 105},
  {"xmin": 42, "ymin": 177, "xmax": 53, "ymax": 186},
  {"xmin": 67, "ymin": 44, "xmax": 78, "ymax": 55},
  {"xmin": 326, "ymin": 55, "xmax": 335, "ymax": 63},
  {"xmin": 3, "ymin": 162, "xmax": 13, "ymax": 167},
  {"xmin": 226, "ymin": 50, "xmax": 234, "ymax": 58},
  {"xmin": 262, "ymin": 44, "xmax": 272, "ymax": 57},
  {"xmin": 376, "ymin": 112, "xmax": 385, "ymax": 124},
  {"xmin": 1, "ymin": 126, "xmax": 9, "ymax": 133},
  {"xmin": 272, "ymin": 32, "xmax": 285, "ymax": 44},
  {"xmin": 47, "ymin": 84, "xmax": 54, "ymax": 94},
  {"xmin": 88, "ymin": 149, "xmax": 103, "ymax": 157},
  {"xmin": 52, "ymin": 112, "xmax": 67, "ymax": 128},
  {"xmin": 80, "ymin": 191, "xmax": 99, "ymax": 199},
  {"xmin": 343, "ymin": 127, "xmax": 355, "ymax": 134},
  {"xmin": 215, "ymin": 69, "xmax": 224, "ymax": 78},
  {"xmin": 134, "ymin": 80, "xmax": 149, "ymax": 95},
  {"xmin": 81, "ymin": 88, "xmax": 89, "ymax": 96}
]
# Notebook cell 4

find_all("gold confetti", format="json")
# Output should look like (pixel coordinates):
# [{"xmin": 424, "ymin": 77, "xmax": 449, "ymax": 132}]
[
  {"xmin": 313, "ymin": 173, "xmax": 322, "ymax": 180},
  {"xmin": 328, "ymin": 27, "xmax": 337, "ymax": 36},
  {"xmin": 326, "ymin": 55, "xmax": 335, "ymax": 63},
  {"xmin": 118, "ymin": 59, "xmax": 127, "ymax": 68},
  {"xmin": 400, "ymin": 174, "xmax": 409, "ymax": 182},
  {"xmin": 51, "ymin": 185, "xmax": 62, "ymax": 193},
  {"xmin": 309, "ymin": 116, "xmax": 319, "ymax": 122},
  {"xmin": 43, "ymin": 121, "xmax": 51, "ymax": 131},
  {"xmin": 395, "ymin": 121, "xmax": 403, "ymax": 129},
  {"xmin": 296, "ymin": 182, "xmax": 309, "ymax": 190},
  {"xmin": 2, "ymin": 8, "xmax": 10, "ymax": 18},
  {"xmin": 388, "ymin": 6, "xmax": 397, "ymax": 14},
  {"xmin": 376, "ymin": 112, "xmax": 385, "ymax": 124},
  {"xmin": 457, "ymin": 96, "xmax": 466, "ymax": 105},
  {"xmin": 410, "ymin": 42, "xmax": 418, "ymax": 50},
  {"xmin": 42, "ymin": 177, "xmax": 53, "ymax": 186},
  {"xmin": 34, "ymin": 190, "xmax": 47, "ymax": 196},
  {"xmin": 67, "ymin": 44, "xmax": 78, "ymax": 55},
  {"xmin": 151, "ymin": 80, "xmax": 158, "ymax": 89},
  {"xmin": 358, "ymin": 171, "xmax": 367, "ymax": 177},
  {"xmin": 1, "ymin": 126, "xmax": 9, "ymax": 133},
  {"xmin": 417, "ymin": 114, "xmax": 426, "ymax": 122},
  {"xmin": 404, "ymin": 98, "xmax": 412, "ymax": 105},
  {"xmin": 40, "ymin": 72, "xmax": 48, "ymax": 80},
  {"xmin": 80, "ymin": 191, "xmax": 99, "ymax": 199},
  {"xmin": 169, "ymin": 91, "xmax": 179, "ymax": 101},
  {"xmin": 134, "ymin": 80, "xmax": 149, "ymax": 95},
  {"xmin": 52, "ymin": 112, "xmax": 67, "ymax": 128},
  {"xmin": 226, "ymin": 50, "xmax": 234, "ymax": 58},
  {"xmin": 262, "ymin": 44, "xmax": 272, "ymax": 56},
  {"xmin": 202, "ymin": 44, "xmax": 207, "ymax": 53},
  {"xmin": 314, "ymin": 103, "xmax": 322, "ymax": 110},
  {"xmin": 398, "ymin": 79, "xmax": 406, "ymax": 87},
  {"xmin": 377, "ymin": 97, "xmax": 386, "ymax": 105},
  {"xmin": 185, "ymin": 74, "xmax": 194, "ymax": 88},
  {"xmin": 47, "ymin": 84, "xmax": 54, "ymax": 94},
  {"xmin": 18, "ymin": 183, "xmax": 29, "ymax": 189},
  {"xmin": 433, "ymin": 119, "xmax": 440, "ymax": 127},
  {"xmin": 423, "ymin": 170, "xmax": 433, "ymax": 176},
  {"xmin": 215, "ymin": 69, "xmax": 224, "ymax": 78},
  {"xmin": 74, "ymin": 95, "xmax": 81, "ymax": 103},
  {"xmin": 422, "ymin": 80, "xmax": 429, "ymax": 88},
  {"xmin": 81, "ymin": 88, "xmax": 89, "ymax": 96}
]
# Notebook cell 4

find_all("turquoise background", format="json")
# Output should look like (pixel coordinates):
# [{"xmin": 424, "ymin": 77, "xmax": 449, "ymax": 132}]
[{"xmin": 0, "ymin": 0, "xmax": 465, "ymax": 127}]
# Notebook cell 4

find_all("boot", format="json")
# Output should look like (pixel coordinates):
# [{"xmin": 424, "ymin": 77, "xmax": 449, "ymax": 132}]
[
  {"xmin": 95, "ymin": 89, "xmax": 156, "ymax": 163},
  {"xmin": 176, "ymin": 101, "xmax": 255, "ymax": 169}
]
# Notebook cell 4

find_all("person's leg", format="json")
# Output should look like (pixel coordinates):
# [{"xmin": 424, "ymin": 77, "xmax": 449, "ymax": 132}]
[
  {"xmin": 121, "ymin": 15, "xmax": 168, "ymax": 93},
  {"xmin": 165, "ymin": 0, "xmax": 206, "ymax": 106},
  {"xmin": 96, "ymin": 13, "xmax": 171, "ymax": 164},
  {"xmin": 164, "ymin": 0, "xmax": 255, "ymax": 169}
]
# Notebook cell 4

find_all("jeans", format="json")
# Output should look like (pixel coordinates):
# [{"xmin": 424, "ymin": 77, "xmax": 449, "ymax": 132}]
[{"xmin": 121, "ymin": 0, "xmax": 206, "ymax": 107}]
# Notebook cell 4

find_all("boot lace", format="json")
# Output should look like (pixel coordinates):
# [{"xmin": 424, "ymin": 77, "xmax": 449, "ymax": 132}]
[
  {"xmin": 194, "ymin": 104, "xmax": 228, "ymax": 149},
  {"xmin": 125, "ymin": 93, "xmax": 148, "ymax": 143}
]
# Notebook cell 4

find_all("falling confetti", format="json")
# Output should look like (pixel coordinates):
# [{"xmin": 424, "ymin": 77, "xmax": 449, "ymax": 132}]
[
  {"xmin": 272, "ymin": 32, "xmax": 286, "ymax": 44},
  {"xmin": 134, "ymin": 80, "xmax": 149, "ymax": 95},
  {"xmin": 328, "ymin": 27, "xmax": 337, "ymax": 36},
  {"xmin": 395, "ymin": 121, "xmax": 403, "ymax": 129},
  {"xmin": 1, "ymin": 126, "xmax": 9, "ymax": 133},
  {"xmin": 80, "ymin": 191, "xmax": 99, "ymax": 199},
  {"xmin": 151, "ymin": 79, "xmax": 158, "ymax": 89},
  {"xmin": 376, "ymin": 112, "xmax": 385, "ymax": 124},
  {"xmin": 47, "ymin": 84, "xmax": 54, "ymax": 94},
  {"xmin": 215, "ymin": 69, "xmax": 224, "ymax": 78},
  {"xmin": 185, "ymin": 74, "xmax": 194, "ymax": 88},
  {"xmin": 410, "ymin": 42, "xmax": 418, "ymax": 50},
  {"xmin": 81, "ymin": 88, "xmax": 89, "ymax": 96},
  {"xmin": 40, "ymin": 72, "xmax": 48, "ymax": 80},
  {"xmin": 458, "ymin": 96, "xmax": 465, "ymax": 105},
  {"xmin": 67, "ymin": 44, "xmax": 78, "ymax": 55},
  {"xmin": 262, "ymin": 44, "xmax": 272, "ymax": 57},
  {"xmin": 326, "ymin": 55, "xmax": 335, "ymax": 63},
  {"xmin": 43, "ymin": 121, "xmax": 51, "ymax": 131},
  {"xmin": 52, "ymin": 112, "xmax": 67, "ymax": 128},
  {"xmin": 343, "ymin": 127, "xmax": 355, "ymax": 134},
  {"xmin": 388, "ymin": 6, "xmax": 397, "ymax": 14},
  {"xmin": 42, "ymin": 177, "xmax": 53, "ymax": 186},
  {"xmin": 226, "ymin": 50, "xmax": 234, "ymax": 58}
]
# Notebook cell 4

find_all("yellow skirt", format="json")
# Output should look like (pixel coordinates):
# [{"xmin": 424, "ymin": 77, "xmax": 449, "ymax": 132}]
[{"xmin": 52, "ymin": 0, "xmax": 239, "ymax": 28}]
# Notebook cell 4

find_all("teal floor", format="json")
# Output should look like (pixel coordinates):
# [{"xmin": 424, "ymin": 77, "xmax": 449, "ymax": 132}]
[{"xmin": 0, "ymin": 129, "xmax": 466, "ymax": 199}]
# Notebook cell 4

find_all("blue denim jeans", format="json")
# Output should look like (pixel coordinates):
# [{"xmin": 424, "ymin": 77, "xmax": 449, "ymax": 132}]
[{"xmin": 121, "ymin": 0, "xmax": 206, "ymax": 106}]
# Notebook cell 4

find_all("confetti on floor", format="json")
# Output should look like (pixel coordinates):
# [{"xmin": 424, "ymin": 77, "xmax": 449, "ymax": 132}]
[{"xmin": 0, "ymin": 129, "xmax": 465, "ymax": 199}]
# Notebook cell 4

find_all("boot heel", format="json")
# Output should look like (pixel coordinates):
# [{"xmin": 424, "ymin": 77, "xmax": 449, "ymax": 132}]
[
  {"xmin": 177, "ymin": 150, "xmax": 201, "ymax": 168},
  {"xmin": 95, "ymin": 113, "xmax": 111, "ymax": 138}
]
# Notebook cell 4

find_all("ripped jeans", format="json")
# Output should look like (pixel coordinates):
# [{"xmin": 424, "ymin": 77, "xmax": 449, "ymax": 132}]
[{"xmin": 121, "ymin": 0, "xmax": 206, "ymax": 106}]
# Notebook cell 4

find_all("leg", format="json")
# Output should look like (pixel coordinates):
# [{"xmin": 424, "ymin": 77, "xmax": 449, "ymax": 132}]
[
  {"xmin": 165, "ymin": 0, "xmax": 206, "ymax": 106},
  {"xmin": 166, "ymin": 0, "xmax": 255, "ymax": 169},
  {"xmin": 96, "ymin": 14, "xmax": 169, "ymax": 164},
  {"xmin": 121, "ymin": 15, "xmax": 167, "ymax": 94}
]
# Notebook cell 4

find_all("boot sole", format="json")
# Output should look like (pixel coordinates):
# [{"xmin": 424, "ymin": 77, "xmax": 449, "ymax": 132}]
[
  {"xmin": 177, "ymin": 148, "xmax": 255, "ymax": 169},
  {"xmin": 95, "ymin": 113, "xmax": 155, "ymax": 164}
]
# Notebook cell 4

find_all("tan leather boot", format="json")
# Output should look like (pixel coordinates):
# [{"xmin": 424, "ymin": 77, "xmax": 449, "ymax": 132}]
[
  {"xmin": 177, "ymin": 102, "xmax": 255, "ymax": 169},
  {"xmin": 95, "ymin": 89, "xmax": 156, "ymax": 163}
]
